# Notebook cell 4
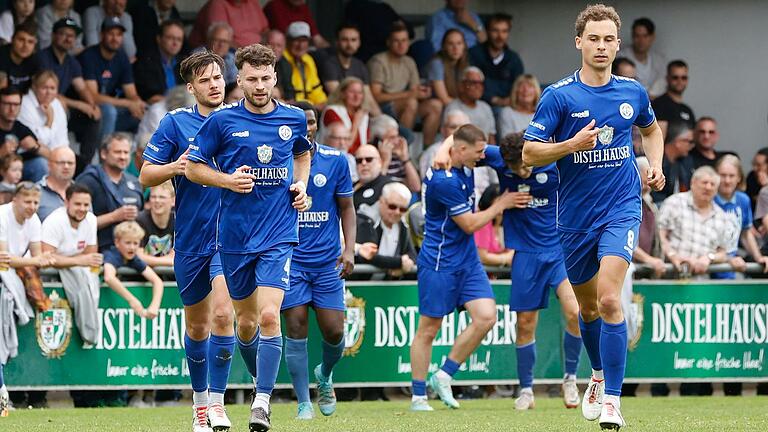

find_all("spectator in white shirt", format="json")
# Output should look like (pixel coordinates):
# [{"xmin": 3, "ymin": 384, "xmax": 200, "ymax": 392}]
[
  {"xmin": 0, "ymin": 182, "xmax": 56, "ymax": 268},
  {"xmin": 41, "ymin": 183, "xmax": 101, "ymax": 268},
  {"xmin": 19, "ymin": 71, "xmax": 70, "ymax": 153}
]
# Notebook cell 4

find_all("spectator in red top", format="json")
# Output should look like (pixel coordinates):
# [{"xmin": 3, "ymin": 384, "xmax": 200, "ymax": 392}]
[
  {"xmin": 263, "ymin": 0, "xmax": 328, "ymax": 48},
  {"xmin": 188, "ymin": 0, "xmax": 268, "ymax": 48},
  {"xmin": 320, "ymin": 77, "xmax": 374, "ymax": 154}
]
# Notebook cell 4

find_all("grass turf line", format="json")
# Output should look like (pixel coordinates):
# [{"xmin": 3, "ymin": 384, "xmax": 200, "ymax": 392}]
[{"xmin": 1, "ymin": 397, "xmax": 767, "ymax": 431}]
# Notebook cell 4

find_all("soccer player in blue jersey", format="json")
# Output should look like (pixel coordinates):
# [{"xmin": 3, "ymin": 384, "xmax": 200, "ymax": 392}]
[
  {"xmin": 521, "ymin": 5, "xmax": 665, "ymax": 430},
  {"xmin": 139, "ymin": 51, "xmax": 234, "ymax": 432},
  {"xmin": 410, "ymin": 124, "xmax": 518, "ymax": 412},
  {"xmin": 481, "ymin": 132, "xmax": 583, "ymax": 410},
  {"xmin": 281, "ymin": 101, "xmax": 356, "ymax": 420},
  {"xmin": 186, "ymin": 44, "xmax": 312, "ymax": 432}
]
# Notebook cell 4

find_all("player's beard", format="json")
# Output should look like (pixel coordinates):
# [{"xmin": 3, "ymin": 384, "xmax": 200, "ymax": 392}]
[{"xmin": 246, "ymin": 88, "xmax": 272, "ymax": 109}]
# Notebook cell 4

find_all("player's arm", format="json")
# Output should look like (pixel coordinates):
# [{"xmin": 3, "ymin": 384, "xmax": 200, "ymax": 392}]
[
  {"xmin": 103, "ymin": 263, "xmax": 145, "ymax": 317},
  {"xmin": 290, "ymin": 150, "xmax": 311, "ymax": 210},
  {"xmin": 141, "ymin": 266, "xmax": 164, "ymax": 319},
  {"xmin": 139, "ymin": 150, "xmax": 188, "ymax": 187},
  {"xmin": 186, "ymin": 161, "xmax": 255, "ymax": 193},
  {"xmin": 638, "ymin": 120, "xmax": 666, "ymax": 191},
  {"xmin": 452, "ymin": 191, "xmax": 522, "ymax": 234},
  {"xmin": 337, "ymin": 196, "xmax": 356, "ymax": 278},
  {"xmin": 522, "ymin": 119, "xmax": 599, "ymax": 167}
]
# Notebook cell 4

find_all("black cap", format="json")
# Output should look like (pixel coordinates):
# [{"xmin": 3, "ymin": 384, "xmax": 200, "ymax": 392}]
[
  {"xmin": 101, "ymin": 16, "xmax": 126, "ymax": 33},
  {"xmin": 53, "ymin": 17, "xmax": 82, "ymax": 35}
]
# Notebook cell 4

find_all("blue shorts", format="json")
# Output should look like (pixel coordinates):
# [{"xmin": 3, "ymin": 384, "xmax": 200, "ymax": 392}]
[
  {"xmin": 559, "ymin": 218, "xmax": 640, "ymax": 285},
  {"xmin": 220, "ymin": 244, "xmax": 293, "ymax": 301},
  {"xmin": 174, "ymin": 252, "xmax": 224, "ymax": 306},
  {"xmin": 510, "ymin": 250, "xmax": 568, "ymax": 311},
  {"xmin": 417, "ymin": 261, "xmax": 494, "ymax": 318},
  {"xmin": 282, "ymin": 267, "xmax": 345, "ymax": 311}
]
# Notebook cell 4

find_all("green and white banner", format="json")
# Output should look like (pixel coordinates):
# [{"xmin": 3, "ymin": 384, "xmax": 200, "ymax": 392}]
[{"xmin": 4, "ymin": 280, "xmax": 767, "ymax": 389}]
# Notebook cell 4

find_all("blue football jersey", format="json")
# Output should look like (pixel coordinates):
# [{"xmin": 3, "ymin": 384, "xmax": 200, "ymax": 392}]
[
  {"xmin": 715, "ymin": 191, "xmax": 752, "ymax": 253},
  {"xmin": 484, "ymin": 146, "xmax": 560, "ymax": 251},
  {"xmin": 418, "ymin": 166, "xmax": 479, "ymax": 271},
  {"xmin": 292, "ymin": 144, "xmax": 354, "ymax": 270},
  {"xmin": 143, "ymin": 105, "xmax": 219, "ymax": 255},
  {"xmin": 188, "ymin": 100, "xmax": 312, "ymax": 254},
  {"xmin": 523, "ymin": 71, "xmax": 655, "ymax": 233}
]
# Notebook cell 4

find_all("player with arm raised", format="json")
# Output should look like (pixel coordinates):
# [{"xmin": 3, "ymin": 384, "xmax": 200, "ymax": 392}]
[
  {"xmin": 186, "ymin": 43, "xmax": 312, "ymax": 432},
  {"xmin": 281, "ymin": 101, "xmax": 356, "ymax": 420},
  {"xmin": 410, "ymin": 124, "xmax": 518, "ymax": 412},
  {"xmin": 521, "ymin": 4, "xmax": 665, "ymax": 430},
  {"xmin": 139, "ymin": 51, "xmax": 235, "ymax": 432}
]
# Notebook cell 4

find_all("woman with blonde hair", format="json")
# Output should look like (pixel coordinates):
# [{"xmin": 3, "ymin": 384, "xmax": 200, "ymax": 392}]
[
  {"xmin": 497, "ymin": 74, "xmax": 541, "ymax": 137},
  {"xmin": 426, "ymin": 29, "xmax": 469, "ymax": 106},
  {"xmin": 321, "ymin": 77, "xmax": 374, "ymax": 154}
]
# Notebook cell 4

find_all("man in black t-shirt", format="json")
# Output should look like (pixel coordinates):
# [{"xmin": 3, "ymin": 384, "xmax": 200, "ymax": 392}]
[
  {"xmin": 136, "ymin": 181, "xmax": 175, "ymax": 267},
  {"xmin": 652, "ymin": 59, "xmax": 695, "ymax": 129},
  {"xmin": 320, "ymin": 24, "xmax": 372, "ymax": 95},
  {"xmin": 0, "ymin": 21, "xmax": 41, "ymax": 92},
  {"xmin": 0, "ymin": 87, "xmax": 47, "ymax": 182}
]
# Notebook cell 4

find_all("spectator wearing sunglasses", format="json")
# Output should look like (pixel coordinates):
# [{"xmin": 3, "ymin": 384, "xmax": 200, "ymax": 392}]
[
  {"xmin": 356, "ymin": 181, "xmax": 416, "ymax": 278},
  {"xmin": 353, "ymin": 144, "xmax": 398, "ymax": 221},
  {"xmin": 651, "ymin": 60, "xmax": 695, "ymax": 129}
]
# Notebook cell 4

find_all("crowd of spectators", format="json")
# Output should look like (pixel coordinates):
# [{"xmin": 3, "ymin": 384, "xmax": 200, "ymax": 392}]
[{"xmin": 0, "ymin": 0, "xmax": 766, "ymax": 406}]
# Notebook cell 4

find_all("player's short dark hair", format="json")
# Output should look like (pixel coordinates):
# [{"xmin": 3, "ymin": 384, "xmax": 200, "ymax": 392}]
[
  {"xmin": 179, "ymin": 50, "xmax": 225, "ymax": 84},
  {"xmin": 612, "ymin": 57, "xmax": 635, "ymax": 75},
  {"xmin": 13, "ymin": 20, "xmax": 37, "ymax": 39},
  {"xmin": 632, "ymin": 17, "xmax": 655, "ymax": 34},
  {"xmin": 388, "ymin": 21, "xmax": 409, "ymax": 39},
  {"xmin": 574, "ymin": 4, "xmax": 621, "ymax": 37},
  {"xmin": 664, "ymin": 121, "xmax": 692, "ymax": 145},
  {"xmin": 667, "ymin": 59, "xmax": 688, "ymax": 74},
  {"xmin": 291, "ymin": 101, "xmax": 317, "ymax": 121},
  {"xmin": 235, "ymin": 43, "xmax": 276, "ymax": 71},
  {"xmin": 452, "ymin": 124, "xmax": 486, "ymax": 146},
  {"xmin": 486, "ymin": 13, "xmax": 513, "ymax": 30},
  {"xmin": 336, "ymin": 23, "xmax": 359, "ymax": 37},
  {"xmin": 499, "ymin": 132, "xmax": 525, "ymax": 168},
  {"xmin": 66, "ymin": 183, "xmax": 92, "ymax": 200},
  {"xmin": 159, "ymin": 19, "xmax": 184, "ymax": 37}
]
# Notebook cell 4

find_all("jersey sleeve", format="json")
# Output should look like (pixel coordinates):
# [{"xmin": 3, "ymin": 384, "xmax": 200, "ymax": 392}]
[
  {"xmin": 481, "ymin": 144, "xmax": 505, "ymax": 171},
  {"xmin": 523, "ymin": 86, "xmax": 562, "ymax": 142},
  {"xmin": 143, "ymin": 114, "xmax": 178, "ymax": 165},
  {"xmin": 434, "ymin": 175, "xmax": 472, "ymax": 217},
  {"xmin": 634, "ymin": 83, "xmax": 656, "ymax": 128},
  {"xmin": 189, "ymin": 114, "xmax": 220, "ymax": 165},
  {"xmin": 740, "ymin": 195, "xmax": 753, "ymax": 229},
  {"xmin": 335, "ymin": 155, "xmax": 354, "ymax": 197}
]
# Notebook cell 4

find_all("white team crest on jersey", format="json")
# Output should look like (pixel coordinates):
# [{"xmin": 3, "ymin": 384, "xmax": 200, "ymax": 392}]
[
  {"xmin": 619, "ymin": 103, "xmax": 634, "ymax": 119},
  {"xmin": 306, "ymin": 196, "xmax": 313, "ymax": 210},
  {"xmin": 313, "ymin": 173, "xmax": 327, "ymax": 188},
  {"xmin": 279, "ymin": 125, "xmax": 292, "ymax": 140},
  {"xmin": 257, "ymin": 144, "xmax": 273, "ymax": 163},
  {"xmin": 536, "ymin": 172, "xmax": 548, "ymax": 184},
  {"xmin": 598, "ymin": 126, "xmax": 614, "ymax": 145}
]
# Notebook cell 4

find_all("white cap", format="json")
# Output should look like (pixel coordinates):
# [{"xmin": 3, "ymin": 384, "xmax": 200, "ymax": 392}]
[{"xmin": 286, "ymin": 21, "xmax": 311, "ymax": 39}]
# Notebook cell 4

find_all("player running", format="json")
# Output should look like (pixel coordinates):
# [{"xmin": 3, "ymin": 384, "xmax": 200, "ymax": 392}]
[
  {"xmin": 186, "ymin": 44, "xmax": 312, "ymax": 432},
  {"xmin": 410, "ymin": 124, "xmax": 518, "ymax": 412},
  {"xmin": 484, "ymin": 133, "xmax": 583, "ymax": 410},
  {"xmin": 521, "ymin": 4, "xmax": 665, "ymax": 430},
  {"xmin": 281, "ymin": 101, "xmax": 356, "ymax": 420},
  {"xmin": 139, "ymin": 51, "xmax": 235, "ymax": 432}
]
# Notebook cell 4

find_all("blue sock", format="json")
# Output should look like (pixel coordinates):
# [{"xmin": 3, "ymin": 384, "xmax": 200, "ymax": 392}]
[
  {"xmin": 184, "ymin": 334, "xmax": 209, "ymax": 392},
  {"xmin": 320, "ymin": 338, "xmax": 345, "ymax": 378},
  {"xmin": 208, "ymin": 334, "xmax": 235, "ymax": 395},
  {"xmin": 578, "ymin": 315, "xmax": 603, "ymax": 371},
  {"xmin": 256, "ymin": 334, "xmax": 283, "ymax": 395},
  {"xmin": 440, "ymin": 358, "xmax": 460, "ymax": 377},
  {"xmin": 600, "ymin": 321, "xmax": 627, "ymax": 396},
  {"xmin": 284, "ymin": 337, "xmax": 310, "ymax": 404},
  {"xmin": 412, "ymin": 380, "xmax": 427, "ymax": 397},
  {"xmin": 563, "ymin": 331, "xmax": 582, "ymax": 376},
  {"xmin": 236, "ymin": 329, "xmax": 260, "ymax": 380},
  {"xmin": 516, "ymin": 341, "xmax": 536, "ymax": 388},
  {"xmin": 0, "ymin": 362, "xmax": 4, "ymax": 387}
]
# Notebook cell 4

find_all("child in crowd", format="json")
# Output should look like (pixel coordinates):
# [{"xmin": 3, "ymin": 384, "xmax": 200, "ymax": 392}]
[
  {"xmin": 0, "ymin": 154, "xmax": 22, "ymax": 204},
  {"xmin": 102, "ymin": 221, "xmax": 163, "ymax": 319}
]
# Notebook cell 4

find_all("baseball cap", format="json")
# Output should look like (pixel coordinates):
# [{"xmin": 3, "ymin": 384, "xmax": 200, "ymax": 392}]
[
  {"xmin": 101, "ymin": 16, "xmax": 126, "ymax": 33},
  {"xmin": 286, "ymin": 21, "xmax": 311, "ymax": 39},
  {"xmin": 53, "ymin": 17, "xmax": 82, "ymax": 35}
]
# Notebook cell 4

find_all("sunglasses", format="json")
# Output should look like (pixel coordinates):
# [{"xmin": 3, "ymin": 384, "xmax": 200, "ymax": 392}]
[
  {"xmin": 670, "ymin": 75, "xmax": 688, "ymax": 80},
  {"xmin": 387, "ymin": 203, "xmax": 408, "ymax": 213},
  {"xmin": 356, "ymin": 156, "xmax": 375, "ymax": 164},
  {"xmin": 15, "ymin": 181, "xmax": 41, "ymax": 194}
]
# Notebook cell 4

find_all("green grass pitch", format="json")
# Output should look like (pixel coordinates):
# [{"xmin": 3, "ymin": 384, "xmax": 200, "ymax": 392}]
[{"xmin": 2, "ymin": 397, "xmax": 767, "ymax": 431}]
